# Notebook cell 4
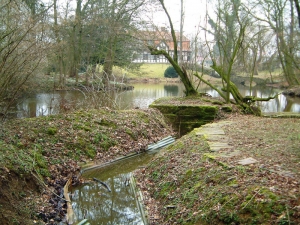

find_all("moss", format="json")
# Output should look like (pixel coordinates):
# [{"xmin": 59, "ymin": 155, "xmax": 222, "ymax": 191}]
[
  {"xmin": 83, "ymin": 145, "xmax": 96, "ymax": 158},
  {"xmin": 159, "ymin": 182, "xmax": 174, "ymax": 197},
  {"xmin": 203, "ymin": 153, "xmax": 217, "ymax": 160},
  {"xmin": 185, "ymin": 169, "xmax": 193, "ymax": 178},
  {"xmin": 211, "ymin": 100, "xmax": 224, "ymax": 105},
  {"xmin": 95, "ymin": 119, "xmax": 116, "ymax": 128},
  {"xmin": 125, "ymin": 128, "xmax": 138, "ymax": 141},
  {"xmin": 136, "ymin": 111, "xmax": 150, "ymax": 123},
  {"xmin": 166, "ymin": 140, "xmax": 184, "ymax": 152},
  {"xmin": 193, "ymin": 181, "xmax": 204, "ymax": 190},
  {"xmin": 46, "ymin": 127, "xmax": 57, "ymax": 135},
  {"xmin": 98, "ymin": 134, "xmax": 116, "ymax": 151},
  {"xmin": 239, "ymin": 187, "xmax": 286, "ymax": 223},
  {"xmin": 150, "ymin": 103, "xmax": 218, "ymax": 135},
  {"xmin": 149, "ymin": 104, "xmax": 179, "ymax": 114},
  {"xmin": 228, "ymin": 179, "xmax": 238, "ymax": 187},
  {"xmin": 221, "ymin": 105, "xmax": 233, "ymax": 112}
]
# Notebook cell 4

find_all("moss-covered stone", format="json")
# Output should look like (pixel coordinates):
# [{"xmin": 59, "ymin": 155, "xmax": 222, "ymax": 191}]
[
  {"xmin": 221, "ymin": 105, "xmax": 233, "ymax": 112},
  {"xmin": 150, "ymin": 102, "xmax": 218, "ymax": 136}
]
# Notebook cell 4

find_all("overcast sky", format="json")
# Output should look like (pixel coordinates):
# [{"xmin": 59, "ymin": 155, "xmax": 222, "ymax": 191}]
[{"xmin": 151, "ymin": 0, "xmax": 210, "ymax": 36}]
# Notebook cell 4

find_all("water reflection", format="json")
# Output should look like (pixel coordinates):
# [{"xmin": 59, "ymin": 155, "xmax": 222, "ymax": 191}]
[
  {"xmin": 120, "ymin": 83, "xmax": 184, "ymax": 109},
  {"xmin": 8, "ymin": 83, "xmax": 300, "ymax": 118},
  {"xmin": 73, "ymin": 174, "xmax": 141, "ymax": 225},
  {"xmin": 15, "ymin": 91, "xmax": 85, "ymax": 118},
  {"xmin": 204, "ymin": 85, "xmax": 300, "ymax": 113},
  {"xmin": 73, "ymin": 152, "xmax": 157, "ymax": 225}
]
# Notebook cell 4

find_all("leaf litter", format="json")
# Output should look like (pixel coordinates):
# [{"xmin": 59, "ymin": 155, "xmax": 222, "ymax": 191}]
[
  {"xmin": 0, "ymin": 108, "xmax": 174, "ymax": 224},
  {"xmin": 134, "ymin": 114, "xmax": 300, "ymax": 224}
]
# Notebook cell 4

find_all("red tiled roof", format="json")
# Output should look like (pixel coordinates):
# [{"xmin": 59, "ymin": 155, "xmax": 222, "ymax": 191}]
[{"xmin": 136, "ymin": 29, "xmax": 191, "ymax": 52}]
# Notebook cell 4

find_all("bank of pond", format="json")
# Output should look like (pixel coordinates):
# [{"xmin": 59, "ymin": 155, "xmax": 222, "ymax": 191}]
[{"xmin": 6, "ymin": 83, "xmax": 300, "ymax": 119}]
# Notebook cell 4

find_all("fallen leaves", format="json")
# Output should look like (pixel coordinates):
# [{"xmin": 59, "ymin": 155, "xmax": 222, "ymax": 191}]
[
  {"xmin": 0, "ymin": 108, "xmax": 175, "ymax": 224},
  {"xmin": 134, "ymin": 115, "xmax": 300, "ymax": 224}
]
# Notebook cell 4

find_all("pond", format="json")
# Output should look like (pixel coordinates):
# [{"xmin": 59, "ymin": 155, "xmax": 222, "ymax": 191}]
[{"xmin": 8, "ymin": 83, "xmax": 300, "ymax": 118}]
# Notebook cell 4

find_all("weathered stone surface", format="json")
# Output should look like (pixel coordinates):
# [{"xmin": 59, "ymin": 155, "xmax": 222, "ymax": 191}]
[
  {"xmin": 150, "ymin": 103, "xmax": 218, "ymax": 136},
  {"xmin": 204, "ymin": 134, "xmax": 229, "ymax": 142},
  {"xmin": 194, "ymin": 122, "xmax": 234, "ymax": 152},
  {"xmin": 219, "ymin": 150, "xmax": 241, "ymax": 158},
  {"xmin": 207, "ymin": 142, "xmax": 233, "ymax": 152},
  {"xmin": 196, "ymin": 128, "xmax": 225, "ymax": 135},
  {"xmin": 237, "ymin": 157, "xmax": 258, "ymax": 165}
]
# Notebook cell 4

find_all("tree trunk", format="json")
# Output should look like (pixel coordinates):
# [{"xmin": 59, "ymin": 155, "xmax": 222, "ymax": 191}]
[
  {"xmin": 54, "ymin": 0, "xmax": 65, "ymax": 89},
  {"xmin": 147, "ymin": 0, "xmax": 197, "ymax": 96},
  {"xmin": 69, "ymin": 0, "xmax": 83, "ymax": 84},
  {"xmin": 148, "ymin": 46, "xmax": 198, "ymax": 96}
]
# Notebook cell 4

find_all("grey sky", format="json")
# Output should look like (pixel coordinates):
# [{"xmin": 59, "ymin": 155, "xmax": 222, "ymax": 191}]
[{"xmin": 152, "ymin": 0, "xmax": 208, "ymax": 35}]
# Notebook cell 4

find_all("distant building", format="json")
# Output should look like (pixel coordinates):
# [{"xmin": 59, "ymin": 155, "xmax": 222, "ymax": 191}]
[{"xmin": 132, "ymin": 28, "xmax": 191, "ymax": 63}]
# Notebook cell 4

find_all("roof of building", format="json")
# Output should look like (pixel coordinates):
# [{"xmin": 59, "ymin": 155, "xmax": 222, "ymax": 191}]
[{"xmin": 136, "ymin": 28, "xmax": 191, "ymax": 52}]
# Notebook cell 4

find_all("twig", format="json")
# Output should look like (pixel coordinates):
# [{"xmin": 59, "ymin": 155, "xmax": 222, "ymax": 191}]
[
  {"xmin": 64, "ymin": 178, "xmax": 77, "ymax": 224},
  {"xmin": 242, "ymin": 189, "xmax": 260, "ymax": 209},
  {"xmin": 30, "ymin": 171, "xmax": 67, "ymax": 201},
  {"xmin": 286, "ymin": 205, "xmax": 290, "ymax": 225},
  {"xmin": 93, "ymin": 177, "xmax": 111, "ymax": 192}
]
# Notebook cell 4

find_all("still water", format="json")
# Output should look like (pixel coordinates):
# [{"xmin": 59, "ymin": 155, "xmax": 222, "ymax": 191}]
[
  {"xmin": 72, "ymin": 151, "xmax": 159, "ymax": 225},
  {"xmin": 12, "ymin": 83, "xmax": 297, "ymax": 224},
  {"xmin": 9, "ymin": 83, "xmax": 300, "ymax": 118}
]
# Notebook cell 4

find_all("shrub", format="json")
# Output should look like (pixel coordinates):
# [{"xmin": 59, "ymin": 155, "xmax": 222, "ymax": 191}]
[{"xmin": 164, "ymin": 66, "xmax": 179, "ymax": 78}]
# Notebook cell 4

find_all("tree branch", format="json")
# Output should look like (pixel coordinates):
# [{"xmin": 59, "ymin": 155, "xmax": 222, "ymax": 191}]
[{"xmin": 158, "ymin": 0, "xmax": 178, "ymax": 63}]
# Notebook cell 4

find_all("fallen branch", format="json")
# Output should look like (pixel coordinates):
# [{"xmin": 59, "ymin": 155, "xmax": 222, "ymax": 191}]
[
  {"xmin": 243, "ymin": 92, "xmax": 282, "ymax": 103},
  {"xmin": 64, "ymin": 178, "xmax": 77, "ymax": 224},
  {"xmin": 93, "ymin": 177, "xmax": 111, "ymax": 192}
]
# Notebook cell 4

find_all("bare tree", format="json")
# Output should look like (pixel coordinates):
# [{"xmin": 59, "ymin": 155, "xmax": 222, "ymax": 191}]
[
  {"xmin": 293, "ymin": 0, "xmax": 300, "ymax": 28},
  {"xmin": 147, "ymin": 0, "xmax": 198, "ymax": 96},
  {"xmin": 0, "ymin": 0, "xmax": 49, "ymax": 116},
  {"xmin": 247, "ymin": 0, "xmax": 300, "ymax": 86},
  {"xmin": 195, "ymin": 0, "xmax": 279, "ymax": 115},
  {"xmin": 179, "ymin": 0, "xmax": 185, "ymax": 64}
]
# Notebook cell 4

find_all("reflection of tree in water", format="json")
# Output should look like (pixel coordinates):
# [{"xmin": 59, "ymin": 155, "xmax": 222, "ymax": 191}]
[
  {"xmin": 164, "ymin": 85, "xmax": 179, "ymax": 96},
  {"xmin": 283, "ymin": 97, "xmax": 300, "ymax": 112},
  {"xmin": 72, "ymin": 173, "xmax": 142, "ymax": 225}
]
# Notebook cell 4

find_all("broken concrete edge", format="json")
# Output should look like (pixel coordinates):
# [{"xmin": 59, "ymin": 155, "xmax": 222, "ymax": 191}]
[
  {"xmin": 130, "ymin": 174, "xmax": 149, "ymax": 225},
  {"xmin": 80, "ymin": 136, "xmax": 175, "ymax": 173}
]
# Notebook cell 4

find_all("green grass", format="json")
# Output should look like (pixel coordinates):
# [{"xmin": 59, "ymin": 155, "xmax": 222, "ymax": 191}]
[{"xmin": 110, "ymin": 64, "xmax": 171, "ymax": 79}]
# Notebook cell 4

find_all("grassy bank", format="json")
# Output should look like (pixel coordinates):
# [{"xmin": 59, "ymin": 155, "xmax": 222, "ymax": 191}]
[
  {"xmin": 125, "ymin": 63, "xmax": 171, "ymax": 79},
  {"xmin": 135, "ymin": 115, "xmax": 300, "ymax": 224},
  {"xmin": 0, "ymin": 108, "xmax": 174, "ymax": 224}
]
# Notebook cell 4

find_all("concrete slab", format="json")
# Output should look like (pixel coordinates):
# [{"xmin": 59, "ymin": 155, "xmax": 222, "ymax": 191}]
[
  {"xmin": 195, "ymin": 121, "xmax": 235, "ymax": 155},
  {"xmin": 208, "ymin": 142, "xmax": 233, "ymax": 151},
  {"xmin": 219, "ymin": 150, "xmax": 241, "ymax": 158},
  {"xmin": 196, "ymin": 128, "xmax": 225, "ymax": 135},
  {"xmin": 205, "ymin": 135, "xmax": 229, "ymax": 142},
  {"xmin": 237, "ymin": 157, "xmax": 258, "ymax": 165}
]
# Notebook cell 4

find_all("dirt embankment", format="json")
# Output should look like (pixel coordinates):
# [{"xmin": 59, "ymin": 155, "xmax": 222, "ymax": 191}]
[
  {"xmin": 134, "ymin": 114, "xmax": 300, "ymax": 224},
  {"xmin": 1, "ymin": 96, "xmax": 300, "ymax": 225},
  {"xmin": 0, "ymin": 108, "xmax": 174, "ymax": 224}
]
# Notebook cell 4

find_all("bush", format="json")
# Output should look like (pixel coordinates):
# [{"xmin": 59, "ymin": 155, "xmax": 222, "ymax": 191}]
[{"xmin": 164, "ymin": 66, "xmax": 179, "ymax": 78}]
